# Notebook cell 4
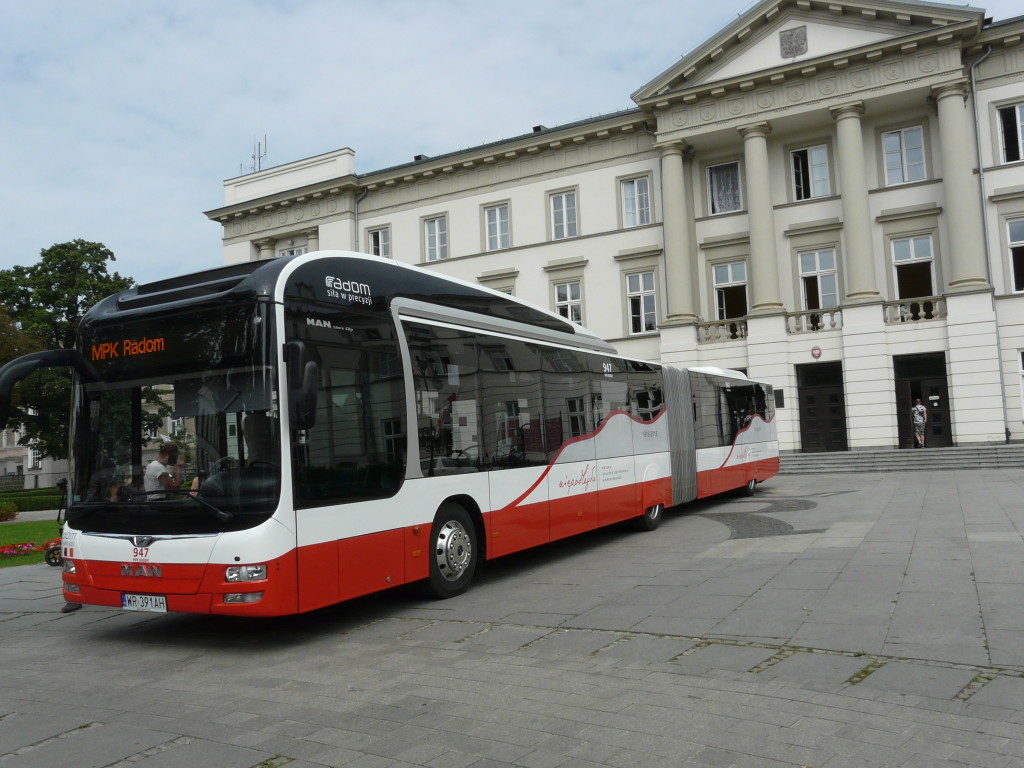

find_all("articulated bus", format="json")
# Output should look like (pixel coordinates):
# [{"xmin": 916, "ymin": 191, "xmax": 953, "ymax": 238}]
[{"xmin": 0, "ymin": 251, "xmax": 777, "ymax": 616}]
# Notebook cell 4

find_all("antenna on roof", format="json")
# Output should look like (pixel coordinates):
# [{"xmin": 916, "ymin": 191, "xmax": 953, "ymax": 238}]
[{"xmin": 241, "ymin": 135, "xmax": 268, "ymax": 175}]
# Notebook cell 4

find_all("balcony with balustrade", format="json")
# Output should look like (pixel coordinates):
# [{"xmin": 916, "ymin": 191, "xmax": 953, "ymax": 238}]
[{"xmin": 693, "ymin": 295, "xmax": 949, "ymax": 346}]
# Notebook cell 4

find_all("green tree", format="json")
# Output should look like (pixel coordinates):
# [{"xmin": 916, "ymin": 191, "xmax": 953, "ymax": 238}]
[
  {"xmin": 0, "ymin": 306, "xmax": 42, "ymax": 363},
  {"xmin": 0, "ymin": 240, "xmax": 135, "ymax": 459}
]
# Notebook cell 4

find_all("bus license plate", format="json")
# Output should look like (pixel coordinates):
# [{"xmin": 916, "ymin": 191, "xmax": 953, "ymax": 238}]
[{"xmin": 121, "ymin": 593, "xmax": 167, "ymax": 612}]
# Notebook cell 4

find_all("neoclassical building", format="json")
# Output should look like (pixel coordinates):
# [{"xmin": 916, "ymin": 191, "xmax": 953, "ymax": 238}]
[{"xmin": 204, "ymin": 0, "xmax": 1024, "ymax": 453}]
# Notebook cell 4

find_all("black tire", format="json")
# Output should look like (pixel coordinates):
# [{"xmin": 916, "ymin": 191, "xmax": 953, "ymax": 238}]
[
  {"xmin": 744, "ymin": 478, "xmax": 757, "ymax": 496},
  {"xmin": 424, "ymin": 503, "xmax": 477, "ymax": 599},
  {"xmin": 45, "ymin": 546, "xmax": 63, "ymax": 567},
  {"xmin": 633, "ymin": 503, "xmax": 664, "ymax": 532}
]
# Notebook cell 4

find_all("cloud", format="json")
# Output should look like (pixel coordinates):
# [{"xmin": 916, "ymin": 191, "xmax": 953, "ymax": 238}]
[{"xmin": 2, "ymin": 0, "xmax": 1021, "ymax": 284}]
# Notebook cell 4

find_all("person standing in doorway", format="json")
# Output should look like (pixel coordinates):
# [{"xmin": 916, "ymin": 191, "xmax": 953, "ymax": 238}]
[{"xmin": 912, "ymin": 398, "xmax": 928, "ymax": 448}]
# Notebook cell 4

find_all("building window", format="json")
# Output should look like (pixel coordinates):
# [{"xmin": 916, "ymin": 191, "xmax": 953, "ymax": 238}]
[
  {"xmin": 567, "ymin": 396, "xmax": 588, "ymax": 437},
  {"xmin": 487, "ymin": 349, "xmax": 514, "ymax": 371},
  {"xmin": 382, "ymin": 418, "xmax": 403, "ymax": 464},
  {"xmin": 791, "ymin": 145, "xmax": 830, "ymax": 200},
  {"xmin": 998, "ymin": 104, "xmax": 1024, "ymax": 163},
  {"xmin": 424, "ymin": 216, "xmax": 448, "ymax": 261},
  {"xmin": 883, "ymin": 126, "xmax": 926, "ymax": 186},
  {"xmin": 1010, "ymin": 219, "xmax": 1024, "ymax": 292},
  {"xmin": 708, "ymin": 162, "xmax": 742, "ymax": 214},
  {"xmin": 550, "ymin": 190, "xmax": 578, "ymax": 240},
  {"xmin": 621, "ymin": 177, "xmax": 651, "ymax": 227},
  {"xmin": 799, "ymin": 249, "xmax": 839, "ymax": 309},
  {"xmin": 368, "ymin": 227, "xmax": 391, "ymax": 258},
  {"xmin": 626, "ymin": 271, "xmax": 657, "ymax": 334},
  {"xmin": 713, "ymin": 261, "xmax": 748, "ymax": 319},
  {"xmin": 892, "ymin": 235, "xmax": 935, "ymax": 298},
  {"xmin": 28, "ymin": 448, "xmax": 41, "ymax": 470},
  {"xmin": 485, "ymin": 204, "xmax": 510, "ymax": 251},
  {"xmin": 554, "ymin": 280, "xmax": 583, "ymax": 324},
  {"xmin": 278, "ymin": 246, "xmax": 307, "ymax": 258}
]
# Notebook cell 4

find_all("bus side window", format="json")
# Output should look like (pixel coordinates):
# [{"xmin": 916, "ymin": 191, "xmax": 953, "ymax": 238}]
[
  {"xmin": 479, "ymin": 337, "xmax": 545, "ymax": 469},
  {"xmin": 541, "ymin": 347, "xmax": 592, "ymax": 459},
  {"xmin": 689, "ymin": 372, "xmax": 720, "ymax": 450},
  {"xmin": 408, "ymin": 324, "xmax": 481, "ymax": 476},
  {"xmin": 288, "ymin": 313, "xmax": 406, "ymax": 507},
  {"xmin": 627, "ymin": 361, "xmax": 663, "ymax": 422}
]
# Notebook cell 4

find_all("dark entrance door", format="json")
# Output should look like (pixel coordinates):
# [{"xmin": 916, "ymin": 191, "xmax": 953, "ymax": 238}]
[
  {"xmin": 797, "ymin": 362, "xmax": 848, "ymax": 453},
  {"xmin": 894, "ymin": 353, "xmax": 952, "ymax": 448}
]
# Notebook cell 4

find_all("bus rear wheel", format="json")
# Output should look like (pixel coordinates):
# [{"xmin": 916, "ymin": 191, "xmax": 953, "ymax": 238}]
[
  {"xmin": 425, "ymin": 503, "xmax": 477, "ymax": 599},
  {"xmin": 744, "ymin": 478, "xmax": 757, "ymax": 496}
]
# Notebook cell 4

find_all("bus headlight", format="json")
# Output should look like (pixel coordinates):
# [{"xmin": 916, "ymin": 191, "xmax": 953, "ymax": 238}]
[
  {"xmin": 63, "ymin": 559, "xmax": 76, "ymax": 574},
  {"xmin": 225, "ymin": 564, "xmax": 267, "ymax": 582}
]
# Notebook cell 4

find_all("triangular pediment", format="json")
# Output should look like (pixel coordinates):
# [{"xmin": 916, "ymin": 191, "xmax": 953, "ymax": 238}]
[{"xmin": 633, "ymin": 0, "xmax": 983, "ymax": 104}]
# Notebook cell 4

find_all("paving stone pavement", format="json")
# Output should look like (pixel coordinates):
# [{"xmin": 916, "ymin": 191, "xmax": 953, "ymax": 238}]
[{"xmin": 2, "ymin": 469, "xmax": 1024, "ymax": 768}]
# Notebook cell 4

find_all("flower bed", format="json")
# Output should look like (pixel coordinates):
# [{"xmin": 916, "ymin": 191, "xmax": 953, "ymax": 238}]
[{"xmin": 0, "ymin": 538, "xmax": 60, "ymax": 559}]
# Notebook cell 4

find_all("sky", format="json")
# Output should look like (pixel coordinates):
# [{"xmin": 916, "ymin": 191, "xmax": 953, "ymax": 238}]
[{"xmin": 3, "ymin": 0, "xmax": 1022, "ymax": 285}]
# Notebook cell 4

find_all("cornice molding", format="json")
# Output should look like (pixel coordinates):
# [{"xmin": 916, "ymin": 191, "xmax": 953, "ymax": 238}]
[
  {"xmin": 208, "ymin": 112, "xmax": 652, "ymax": 230},
  {"xmin": 655, "ymin": 46, "xmax": 963, "ymax": 141},
  {"xmin": 205, "ymin": 177, "xmax": 359, "ymax": 222},
  {"xmin": 784, "ymin": 217, "xmax": 842, "ymax": 237}
]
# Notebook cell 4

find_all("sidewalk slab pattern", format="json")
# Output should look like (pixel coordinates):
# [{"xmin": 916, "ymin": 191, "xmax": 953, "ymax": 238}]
[{"xmin": 2, "ymin": 469, "xmax": 1024, "ymax": 767}]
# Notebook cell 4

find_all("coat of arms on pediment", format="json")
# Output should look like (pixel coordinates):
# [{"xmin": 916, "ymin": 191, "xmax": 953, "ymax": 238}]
[{"xmin": 780, "ymin": 26, "xmax": 807, "ymax": 59}]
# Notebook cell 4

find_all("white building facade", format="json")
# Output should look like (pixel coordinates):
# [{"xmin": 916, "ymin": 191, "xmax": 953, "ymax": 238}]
[
  {"xmin": 0, "ymin": 426, "xmax": 67, "ymax": 489},
  {"xmin": 205, "ymin": 0, "xmax": 1024, "ymax": 453}
]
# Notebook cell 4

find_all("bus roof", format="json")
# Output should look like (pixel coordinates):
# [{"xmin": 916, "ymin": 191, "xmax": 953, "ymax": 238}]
[{"xmin": 81, "ymin": 251, "xmax": 614, "ymax": 352}]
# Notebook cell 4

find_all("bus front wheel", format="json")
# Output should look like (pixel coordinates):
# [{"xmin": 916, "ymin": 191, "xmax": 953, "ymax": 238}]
[
  {"xmin": 425, "ymin": 503, "xmax": 477, "ymax": 599},
  {"xmin": 633, "ymin": 503, "xmax": 664, "ymax": 532}
]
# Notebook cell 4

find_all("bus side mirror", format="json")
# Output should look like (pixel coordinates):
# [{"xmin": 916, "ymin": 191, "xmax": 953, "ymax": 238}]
[
  {"xmin": 0, "ymin": 349, "xmax": 98, "ymax": 429},
  {"xmin": 284, "ymin": 342, "xmax": 318, "ymax": 430},
  {"xmin": 292, "ymin": 361, "xmax": 318, "ymax": 430}
]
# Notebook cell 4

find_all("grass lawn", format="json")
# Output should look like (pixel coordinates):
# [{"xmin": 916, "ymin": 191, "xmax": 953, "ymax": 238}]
[{"xmin": 0, "ymin": 520, "xmax": 62, "ymax": 568}]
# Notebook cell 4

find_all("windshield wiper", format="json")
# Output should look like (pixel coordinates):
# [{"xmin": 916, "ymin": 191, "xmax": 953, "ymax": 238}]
[
  {"xmin": 70, "ymin": 494, "xmax": 233, "ymax": 523},
  {"xmin": 181, "ymin": 491, "xmax": 233, "ymax": 522}
]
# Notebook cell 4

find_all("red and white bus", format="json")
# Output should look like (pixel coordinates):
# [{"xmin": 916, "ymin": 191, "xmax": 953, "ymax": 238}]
[{"xmin": 0, "ymin": 251, "xmax": 777, "ymax": 616}]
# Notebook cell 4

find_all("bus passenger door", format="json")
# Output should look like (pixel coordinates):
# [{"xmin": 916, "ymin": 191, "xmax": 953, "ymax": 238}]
[
  {"xmin": 479, "ymin": 338, "xmax": 549, "ymax": 557},
  {"xmin": 593, "ymin": 359, "xmax": 637, "ymax": 526}
]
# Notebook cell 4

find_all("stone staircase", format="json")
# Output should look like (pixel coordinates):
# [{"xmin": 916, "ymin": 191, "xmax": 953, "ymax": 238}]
[{"xmin": 778, "ymin": 443, "xmax": 1024, "ymax": 474}]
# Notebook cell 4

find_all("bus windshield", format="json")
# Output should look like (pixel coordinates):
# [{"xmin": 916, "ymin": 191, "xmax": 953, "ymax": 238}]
[{"xmin": 69, "ymin": 302, "xmax": 280, "ymax": 534}]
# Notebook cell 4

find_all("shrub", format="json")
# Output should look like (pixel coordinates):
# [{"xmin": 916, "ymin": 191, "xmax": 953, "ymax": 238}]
[
  {"xmin": 0, "ymin": 501, "xmax": 17, "ymax": 522},
  {"xmin": 3, "ymin": 495, "xmax": 62, "ymax": 512},
  {"xmin": 0, "ymin": 487, "xmax": 63, "ymax": 498}
]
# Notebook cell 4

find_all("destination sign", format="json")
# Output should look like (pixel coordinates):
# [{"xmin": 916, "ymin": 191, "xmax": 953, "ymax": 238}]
[
  {"xmin": 78, "ymin": 303, "xmax": 266, "ymax": 382},
  {"xmin": 91, "ymin": 336, "xmax": 166, "ymax": 361}
]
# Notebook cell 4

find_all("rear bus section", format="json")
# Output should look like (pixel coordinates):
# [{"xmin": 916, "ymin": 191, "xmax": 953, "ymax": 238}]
[{"xmin": 689, "ymin": 367, "xmax": 779, "ymax": 497}]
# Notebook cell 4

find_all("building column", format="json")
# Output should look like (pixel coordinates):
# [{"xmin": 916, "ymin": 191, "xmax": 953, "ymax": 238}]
[
  {"xmin": 660, "ymin": 143, "xmax": 697, "ymax": 322},
  {"xmin": 738, "ymin": 122, "xmax": 783, "ymax": 313},
  {"xmin": 830, "ymin": 102, "xmax": 880, "ymax": 302},
  {"xmin": 254, "ymin": 238, "xmax": 276, "ymax": 261},
  {"xmin": 934, "ymin": 81, "xmax": 989, "ymax": 291},
  {"xmin": 305, "ymin": 228, "xmax": 320, "ymax": 252}
]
